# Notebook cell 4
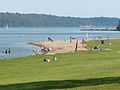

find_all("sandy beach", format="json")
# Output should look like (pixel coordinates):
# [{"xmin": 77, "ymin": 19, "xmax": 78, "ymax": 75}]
[{"xmin": 28, "ymin": 38, "xmax": 120, "ymax": 55}]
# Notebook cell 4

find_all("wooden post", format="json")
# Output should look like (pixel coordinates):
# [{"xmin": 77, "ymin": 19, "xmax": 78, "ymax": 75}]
[{"xmin": 75, "ymin": 39, "xmax": 78, "ymax": 51}]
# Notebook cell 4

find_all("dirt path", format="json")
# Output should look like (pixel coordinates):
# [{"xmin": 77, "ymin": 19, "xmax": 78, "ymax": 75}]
[{"xmin": 28, "ymin": 38, "xmax": 120, "ymax": 55}]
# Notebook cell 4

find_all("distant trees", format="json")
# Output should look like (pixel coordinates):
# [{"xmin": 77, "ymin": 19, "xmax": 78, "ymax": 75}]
[
  {"xmin": 0, "ymin": 12, "xmax": 119, "ymax": 27},
  {"xmin": 116, "ymin": 20, "xmax": 120, "ymax": 31}
]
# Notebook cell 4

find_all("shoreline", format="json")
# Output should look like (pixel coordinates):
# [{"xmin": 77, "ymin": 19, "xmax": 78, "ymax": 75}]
[
  {"xmin": 28, "ymin": 37, "xmax": 120, "ymax": 55},
  {"xmin": 28, "ymin": 39, "xmax": 88, "ymax": 55}
]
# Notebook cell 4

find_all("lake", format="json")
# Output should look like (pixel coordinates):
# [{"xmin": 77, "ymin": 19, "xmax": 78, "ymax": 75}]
[{"xmin": 0, "ymin": 27, "xmax": 120, "ymax": 59}]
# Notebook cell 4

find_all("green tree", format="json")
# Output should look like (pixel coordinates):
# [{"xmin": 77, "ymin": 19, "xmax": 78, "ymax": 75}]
[
  {"xmin": 0, "ymin": 12, "xmax": 119, "ymax": 27},
  {"xmin": 116, "ymin": 20, "xmax": 120, "ymax": 31}
]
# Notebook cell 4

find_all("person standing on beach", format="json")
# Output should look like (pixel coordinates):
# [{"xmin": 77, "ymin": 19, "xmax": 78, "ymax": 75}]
[
  {"xmin": 82, "ymin": 39, "xmax": 85, "ymax": 46},
  {"xmin": 70, "ymin": 36, "xmax": 72, "ymax": 43},
  {"xmin": 101, "ymin": 40, "xmax": 104, "ymax": 44},
  {"xmin": 8, "ymin": 48, "xmax": 11, "ymax": 53},
  {"xmin": 5, "ymin": 50, "xmax": 7, "ymax": 54}
]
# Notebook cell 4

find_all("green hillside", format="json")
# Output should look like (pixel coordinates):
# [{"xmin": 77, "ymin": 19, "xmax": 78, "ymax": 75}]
[{"xmin": 0, "ymin": 12, "xmax": 119, "ymax": 27}]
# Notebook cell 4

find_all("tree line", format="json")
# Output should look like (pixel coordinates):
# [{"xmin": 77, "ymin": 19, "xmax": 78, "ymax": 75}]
[
  {"xmin": 0, "ymin": 12, "xmax": 119, "ymax": 27},
  {"xmin": 116, "ymin": 20, "xmax": 120, "ymax": 31}
]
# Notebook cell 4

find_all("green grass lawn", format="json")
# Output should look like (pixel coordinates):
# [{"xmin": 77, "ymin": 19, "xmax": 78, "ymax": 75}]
[{"xmin": 0, "ymin": 39, "xmax": 120, "ymax": 90}]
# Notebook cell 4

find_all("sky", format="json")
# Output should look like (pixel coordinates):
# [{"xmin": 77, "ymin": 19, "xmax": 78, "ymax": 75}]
[{"xmin": 0, "ymin": 0, "xmax": 120, "ymax": 18}]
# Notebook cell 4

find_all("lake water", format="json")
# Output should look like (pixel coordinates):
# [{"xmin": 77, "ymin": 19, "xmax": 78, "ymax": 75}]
[{"xmin": 0, "ymin": 27, "xmax": 120, "ymax": 59}]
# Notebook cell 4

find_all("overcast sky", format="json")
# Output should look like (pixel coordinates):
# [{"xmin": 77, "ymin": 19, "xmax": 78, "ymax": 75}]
[{"xmin": 0, "ymin": 0, "xmax": 120, "ymax": 17}]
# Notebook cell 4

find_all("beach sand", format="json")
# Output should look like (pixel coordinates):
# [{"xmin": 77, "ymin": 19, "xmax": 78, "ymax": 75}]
[
  {"xmin": 28, "ymin": 38, "xmax": 120, "ymax": 55},
  {"xmin": 28, "ymin": 39, "xmax": 88, "ymax": 55}
]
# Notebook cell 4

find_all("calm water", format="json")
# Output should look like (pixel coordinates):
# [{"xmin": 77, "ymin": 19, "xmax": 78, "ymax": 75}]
[{"xmin": 0, "ymin": 27, "xmax": 120, "ymax": 59}]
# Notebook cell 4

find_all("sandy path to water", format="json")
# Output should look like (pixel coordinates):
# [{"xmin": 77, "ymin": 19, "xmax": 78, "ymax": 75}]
[{"xmin": 28, "ymin": 38, "xmax": 120, "ymax": 55}]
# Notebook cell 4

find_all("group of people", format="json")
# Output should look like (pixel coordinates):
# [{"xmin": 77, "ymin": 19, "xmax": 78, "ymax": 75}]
[
  {"xmin": 94, "ymin": 46, "xmax": 100, "ymax": 50},
  {"xmin": 33, "ymin": 47, "xmax": 52, "ymax": 55},
  {"xmin": 101, "ymin": 40, "xmax": 111, "ymax": 46},
  {"xmin": 33, "ymin": 49, "xmax": 40, "ymax": 55},
  {"xmin": 3, "ymin": 48, "xmax": 11, "ymax": 54},
  {"xmin": 93, "ymin": 40, "xmax": 112, "ymax": 50},
  {"xmin": 44, "ymin": 56, "xmax": 57, "ymax": 62}
]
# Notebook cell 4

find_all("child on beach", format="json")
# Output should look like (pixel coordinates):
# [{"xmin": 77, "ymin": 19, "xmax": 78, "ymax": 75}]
[
  {"xmin": 36, "ymin": 49, "xmax": 39, "ymax": 55},
  {"xmin": 41, "ymin": 47, "xmax": 44, "ymax": 51},
  {"xmin": 33, "ymin": 49, "xmax": 36, "ymax": 55}
]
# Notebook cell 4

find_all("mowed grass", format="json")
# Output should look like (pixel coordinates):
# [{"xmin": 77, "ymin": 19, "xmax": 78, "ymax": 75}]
[{"xmin": 0, "ymin": 39, "xmax": 120, "ymax": 90}]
